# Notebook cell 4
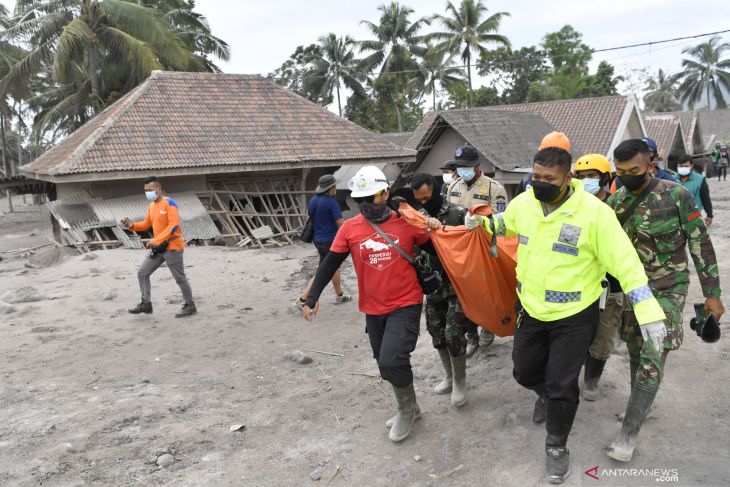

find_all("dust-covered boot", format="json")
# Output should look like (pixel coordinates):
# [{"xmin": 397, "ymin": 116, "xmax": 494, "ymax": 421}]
[
  {"xmin": 385, "ymin": 403, "xmax": 421, "ymax": 428},
  {"xmin": 533, "ymin": 394, "xmax": 546, "ymax": 425},
  {"xmin": 434, "ymin": 349, "xmax": 453, "ymax": 394},
  {"xmin": 389, "ymin": 383, "xmax": 419, "ymax": 442},
  {"xmin": 582, "ymin": 354, "xmax": 607, "ymax": 401},
  {"xmin": 607, "ymin": 383, "xmax": 657, "ymax": 462},
  {"xmin": 450, "ymin": 354, "xmax": 468, "ymax": 407},
  {"xmin": 128, "ymin": 300, "xmax": 152, "ymax": 314},
  {"xmin": 619, "ymin": 358, "xmax": 655, "ymax": 421},
  {"xmin": 479, "ymin": 328, "xmax": 495, "ymax": 348},
  {"xmin": 545, "ymin": 399, "xmax": 578, "ymax": 484},
  {"xmin": 465, "ymin": 331, "xmax": 479, "ymax": 357},
  {"xmin": 175, "ymin": 302, "xmax": 197, "ymax": 318}
]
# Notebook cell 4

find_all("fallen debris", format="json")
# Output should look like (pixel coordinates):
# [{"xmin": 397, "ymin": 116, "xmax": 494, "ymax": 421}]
[
  {"xmin": 0, "ymin": 301, "xmax": 16, "ymax": 314},
  {"xmin": 1, "ymin": 286, "xmax": 45, "ymax": 303},
  {"xmin": 428, "ymin": 464, "xmax": 464, "ymax": 479},
  {"xmin": 302, "ymin": 348, "xmax": 344, "ymax": 357},
  {"xmin": 229, "ymin": 424, "xmax": 246, "ymax": 432},
  {"xmin": 156, "ymin": 453, "xmax": 175, "ymax": 468}
]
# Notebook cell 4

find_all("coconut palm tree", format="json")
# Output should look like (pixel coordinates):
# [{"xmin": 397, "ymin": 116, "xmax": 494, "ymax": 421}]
[
  {"xmin": 674, "ymin": 36, "xmax": 730, "ymax": 110},
  {"xmin": 643, "ymin": 69, "xmax": 680, "ymax": 112},
  {"xmin": 411, "ymin": 45, "xmax": 464, "ymax": 110},
  {"xmin": 304, "ymin": 33, "xmax": 365, "ymax": 117},
  {"xmin": 430, "ymin": 0, "xmax": 510, "ymax": 107}
]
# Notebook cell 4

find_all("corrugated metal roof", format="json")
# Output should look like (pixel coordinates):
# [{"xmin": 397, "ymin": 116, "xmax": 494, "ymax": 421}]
[{"xmin": 47, "ymin": 192, "xmax": 220, "ymax": 242}]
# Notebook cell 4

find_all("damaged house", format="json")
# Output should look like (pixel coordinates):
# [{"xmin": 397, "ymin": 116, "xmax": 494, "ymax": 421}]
[{"xmin": 19, "ymin": 71, "xmax": 415, "ymax": 250}]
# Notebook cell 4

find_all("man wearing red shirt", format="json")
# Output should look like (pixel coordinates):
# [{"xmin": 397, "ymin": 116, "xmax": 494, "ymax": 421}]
[
  {"xmin": 121, "ymin": 176, "xmax": 196, "ymax": 318},
  {"xmin": 303, "ymin": 166, "xmax": 432, "ymax": 443}
]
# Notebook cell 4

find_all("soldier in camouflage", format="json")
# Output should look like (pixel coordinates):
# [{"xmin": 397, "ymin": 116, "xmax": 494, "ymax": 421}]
[
  {"xmin": 411, "ymin": 173, "xmax": 470, "ymax": 408},
  {"xmin": 446, "ymin": 143, "xmax": 508, "ymax": 355},
  {"xmin": 606, "ymin": 139, "xmax": 725, "ymax": 462}
]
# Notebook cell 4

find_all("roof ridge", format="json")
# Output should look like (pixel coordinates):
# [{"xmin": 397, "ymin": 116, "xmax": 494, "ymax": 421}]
[{"xmin": 48, "ymin": 76, "xmax": 158, "ymax": 175}]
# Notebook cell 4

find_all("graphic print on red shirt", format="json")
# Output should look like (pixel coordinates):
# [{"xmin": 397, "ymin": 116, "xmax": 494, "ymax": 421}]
[{"xmin": 331, "ymin": 212, "xmax": 430, "ymax": 316}]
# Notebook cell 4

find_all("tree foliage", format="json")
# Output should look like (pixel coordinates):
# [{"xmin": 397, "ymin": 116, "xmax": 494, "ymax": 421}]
[
  {"xmin": 674, "ymin": 36, "xmax": 730, "ymax": 110},
  {"xmin": 643, "ymin": 68, "xmax": 681, "ymax": 112}
]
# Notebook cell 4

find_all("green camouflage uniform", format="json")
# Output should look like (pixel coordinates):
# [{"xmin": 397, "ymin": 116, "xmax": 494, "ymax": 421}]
[
  {"xmin": 422, "ymin": 200, "xmax": 469, "ymax": 357},
  {"xmin": 607, "ymin": 179, "xmax": 721, "ymax": 390}
]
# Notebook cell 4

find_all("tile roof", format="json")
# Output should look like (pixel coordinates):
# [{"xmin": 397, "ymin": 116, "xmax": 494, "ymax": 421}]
[
  {"xmin": 697, "ymin": 108, "xmax": 730, "ymax": 144},
  {"xmin": 379, "ymin": 132, "xmax": 413, "ymax": 147},
  {"xmin": 20, "ymin": 72, "xmax": 415, "ymax": 178},
  {"xmin": 643, "ymin": 114, "xmax": 685, "ymax": 159},
  {"xmin": 488, "ymin": 95, "xmax": 630, "ymax": 155}
]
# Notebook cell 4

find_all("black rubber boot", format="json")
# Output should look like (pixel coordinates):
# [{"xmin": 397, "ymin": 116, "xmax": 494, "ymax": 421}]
[
  {"xmin": 128, "ymin": 300, "xmax": 152, "ymax": 314},
  {"xmin": 533, "ymin": 394, "xmax": 546, "ymax": 425},
  {"xmin": 545, "ymin": 399, "xmax": 578, "ymax": 484},
  {"xmin": 175, "ymin": 302, "xmax": 197, "ymax": 318},
  {"xmin": 607, "ymin": 383, "xmax": 657, "ymax": 462},
  {"xmin": 582, "ymin": 354, "xmax": 607, "ymax": 401}
]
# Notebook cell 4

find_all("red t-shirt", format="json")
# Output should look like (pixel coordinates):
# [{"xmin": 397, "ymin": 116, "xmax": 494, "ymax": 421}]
[{"xmin": 331, "ymin": 212, "xmax": 430, "ymax": 315}]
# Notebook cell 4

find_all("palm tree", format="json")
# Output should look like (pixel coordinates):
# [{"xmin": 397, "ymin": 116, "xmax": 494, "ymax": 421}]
[
  {"xmin": 643, "ymin": 69, "xmax": 680, "ymax": 112},
  {"xmin": 674, "ymin": 36, "xmax": 730, "ymax": 110},
  {"xmin": 411, "ymin": 45, "xmax": 464, "ymax": 110},
  {"xmin": 358, "ymin": 2, "xmax": 430, "ymax": 130},
  {"xmin": 358, "ymin": 2, "xmax": 430, "ymax": 76},
  {"xmin": 304, "ymin": 34, "xmax": 365, "ymax": 117},
  {"xmin": 430, "ymin": 0, "xmax": 510, "ymax": 107}
]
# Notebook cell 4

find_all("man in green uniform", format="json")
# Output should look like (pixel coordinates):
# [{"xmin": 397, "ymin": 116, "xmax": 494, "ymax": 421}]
[
  {"xmin": 409, "ymin": 172, "xmax": 470, "ymax": 408},
  {"xmin": 607, "ymin": 138, "xmax": 725, "ymax": 462},
  {"xmin": 447, "ymin": 143, "xmax": 508, "ymax": 354}
]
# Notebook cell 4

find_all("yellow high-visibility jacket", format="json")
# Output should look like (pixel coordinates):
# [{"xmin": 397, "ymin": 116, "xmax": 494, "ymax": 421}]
[{"xmin": 483, "ymin": 179, "xmax": 665, "ymax": 325}]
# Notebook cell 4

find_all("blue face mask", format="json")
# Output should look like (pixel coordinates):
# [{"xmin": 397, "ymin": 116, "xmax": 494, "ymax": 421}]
[
  {"xmin": 457, "ymin": 167, "xmax": 475, "ymax": 181},
  {"xmin": 581, "ymin": 178, "xmax": 601, "ymax": 195},
  {"xmin": 145, "ymin": 191, "xmax": 158, "ymax": 201}
]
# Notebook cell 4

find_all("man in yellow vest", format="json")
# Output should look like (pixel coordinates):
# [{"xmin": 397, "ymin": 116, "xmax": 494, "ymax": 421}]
[{"xmin": 465, "ymin": 146, "xmax": 665, "ymax": 484}]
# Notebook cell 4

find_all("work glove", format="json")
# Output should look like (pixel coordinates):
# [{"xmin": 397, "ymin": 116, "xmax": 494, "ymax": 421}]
[
  {"xmin": 640, "ymin": 320, "xmax": 667, "ymax": 350},
  {"xmin": 464, "ymin": 213, "xmax": 484, "ymax": 230}
]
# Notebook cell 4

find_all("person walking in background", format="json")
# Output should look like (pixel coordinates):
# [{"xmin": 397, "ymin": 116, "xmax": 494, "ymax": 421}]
[
  {"xmin": 298, "ymin": 174, "xmax": 351, "ymax": 306},
  {"xmin": 717, "ymin": 144, "xmax": 729, "ymax": 181},
  {"xmin": 675, "ymin": 152, "xmax": 713, "ymax": 226},
  {"xmin": 122, "ymin": 176, "xmax": 196, "ymax": 318}
]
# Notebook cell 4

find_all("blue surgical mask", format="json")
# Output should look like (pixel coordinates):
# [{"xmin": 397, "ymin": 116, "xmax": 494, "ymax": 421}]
[
  {"xmin": 581, "ymin": 178, "xmax": 601, "ymax": 195},
  {"xmin": 456, "ymin": 167, "xmax": 475, "ymax": 181},
  {"xmin": 145, "ymin": 191, "xmax": 158, "ymax": 201}
]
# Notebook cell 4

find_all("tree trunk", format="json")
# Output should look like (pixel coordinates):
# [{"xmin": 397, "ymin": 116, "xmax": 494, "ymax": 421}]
[
  {"xmin": 432, "ymin": 78, "xmax": 437, "ymax": 111},
  {"xmin": 466, "ymin": 48, "xmax": 474, "ymax": 108},
  {"xmin": 336, "ymin": 79, "xmax": 342, "ymax": 117},
  {"xmin": 88, "ymin": 43, "xmax": 100, "ymax": 111},
  {"xmin": 707, "ymin": 82, "xmax": 711, "ymax": 110},
  {"xmin": 0, "ymin": 112, "xmax": 6, "ymax": 176},
  {"xmin": 15, "ymin": 102, "xmax": 21, "ymax": 175},
  {"xmin": 396, "ymin": 105, "xmax": 403, "ymax": 132}
]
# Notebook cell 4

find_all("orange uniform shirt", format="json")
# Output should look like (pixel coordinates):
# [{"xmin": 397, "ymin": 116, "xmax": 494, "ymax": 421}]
[{"xmin": 130, "ymin": 197, "xmax": 185, "ymax": 251}]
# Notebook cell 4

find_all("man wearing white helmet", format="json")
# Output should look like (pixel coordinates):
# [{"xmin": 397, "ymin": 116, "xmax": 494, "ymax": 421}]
[{"xmin": 302, "ymin": 166, "xmax": 434, "ymax": 443}]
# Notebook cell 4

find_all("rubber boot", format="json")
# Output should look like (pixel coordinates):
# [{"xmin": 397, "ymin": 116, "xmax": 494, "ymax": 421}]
[
  {"xmin": 465, "ymin": 332, "xmax": 479, "ymax": 357},
  {"xmin": 389, "ymin": 383, "xmax": 419, "ymax": 442},
  {"xmin": 434, "ymin": 349, "xmax": 453, "ymax": 394},
  {"xmin": 607, "ymin": 383, "xmax": 657, "ymax": 462},
  {"xmin": 533, "ymin": 394, "xmax": 546, "ymax": 425},
  {"xmin": 128, "ymin": 300, "xmax": 152, "ymax": 314},
  {"xmin": 582, "ymin": 354, "xmax": 606, "ymax": 402},
  {"xmin": 479, "ymin": 328, "xmax": 495, "ymax": 348},
  {"xmin": 385, "ymin": 403, "xmax": 421, "ymax": 428},
  {"xmin": 619, "ymin": 357, "xmax": 655, "ymax": 422},
  {"xmin": 545, "ymin": 399, "xmax": 578, "ymax": 484},
  {"xmin": 450, "ymin": 354, "xmax": 468, "ymax": 407}
]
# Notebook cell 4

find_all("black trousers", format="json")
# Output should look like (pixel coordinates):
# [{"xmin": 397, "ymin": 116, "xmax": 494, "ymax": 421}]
[
  {"xmin": 512, "ymin": 301, "xmax": 599, "ymax": 404},
  {"xmin": 365, "ymin": 303, "xmax": 422, "ymax": 388}
]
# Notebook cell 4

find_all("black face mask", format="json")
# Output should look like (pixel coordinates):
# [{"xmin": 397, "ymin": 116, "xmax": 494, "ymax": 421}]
[
  {"xmin": 422, "ymin": 190, "xmax": 443, "ymax": 217},
  {"xmin": 532, "ymin": 180, "xmax": 563, "ymax": 203},
  {"xmin": 619, "ymin": 172, "xmax": 648, "ymax": 192},
  {"xmin": 358, "ymin": 201, "xmax": 391, "ymax": 222}
]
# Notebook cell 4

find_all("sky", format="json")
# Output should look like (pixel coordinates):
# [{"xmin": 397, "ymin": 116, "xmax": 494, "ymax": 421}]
[{"xmin": 2, "ymin": 0, "xmax": 728, "ymax": 109}]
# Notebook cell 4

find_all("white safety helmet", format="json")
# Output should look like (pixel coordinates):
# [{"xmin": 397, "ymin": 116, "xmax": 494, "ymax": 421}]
[{"xmin": 348, "ymin": 166, "xmax": 389, "ymax": 198}]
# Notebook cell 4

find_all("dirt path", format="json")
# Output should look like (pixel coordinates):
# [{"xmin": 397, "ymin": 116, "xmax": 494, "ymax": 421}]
[{"xmin": 0, "ymin": 181, "xmax": 729, "ymax": 486}]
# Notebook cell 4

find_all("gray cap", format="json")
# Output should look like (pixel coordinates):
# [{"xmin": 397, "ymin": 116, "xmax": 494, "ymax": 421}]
[{"xmin": 315, "ymin": 174, "xmax": 337, "ymax": 194}]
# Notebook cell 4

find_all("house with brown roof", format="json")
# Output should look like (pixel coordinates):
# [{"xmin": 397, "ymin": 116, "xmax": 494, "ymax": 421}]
[
  {"xmin": 642, "ymin": 113, "xmax": 688, "ymax": 162},
  {"xmin": 696, "ymin": 108, "xmax": 730, "ymax": 149},
  {"xmin": 397, "ymin": 108, "xmax": 587, "ymax": 195},
  {"xmin": 489, "ymin": 95, "xmax": 646, "ymax": 162},
  {"xmin": 672, "ymin": 111, "xmax": 704, "ymax": 155},
  {"xmin": 20, "ymin": 71, "xmax": 415, "ymax": 248}
]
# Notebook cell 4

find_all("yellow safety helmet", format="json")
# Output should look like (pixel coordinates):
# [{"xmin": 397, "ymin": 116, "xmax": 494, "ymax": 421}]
[{"xmin": 574, "ymin": 154, "xmax": 611, "ymax": 175}]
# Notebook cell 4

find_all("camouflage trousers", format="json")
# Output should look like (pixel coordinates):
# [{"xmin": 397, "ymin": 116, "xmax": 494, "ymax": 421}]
[
  {"xmin": 425, "ymin": 282, "xmax": 468, "ymax": 357},
  {"xmin": 588, "ymin": 292, "xmax": 624, "ymax": 361},
  {"xmin": 621, "ymin": 291, "xmax": 686, "ymax": 391}
]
